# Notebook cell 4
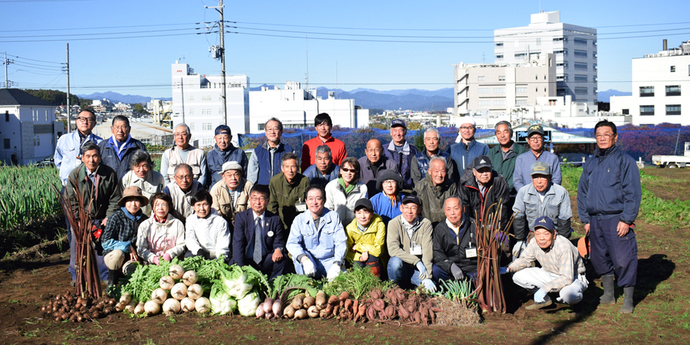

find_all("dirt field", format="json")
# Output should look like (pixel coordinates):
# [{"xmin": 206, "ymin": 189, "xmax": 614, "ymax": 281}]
[{"xmin": 1, "ymin": 168, "xmax": 689, "ymax": 344}]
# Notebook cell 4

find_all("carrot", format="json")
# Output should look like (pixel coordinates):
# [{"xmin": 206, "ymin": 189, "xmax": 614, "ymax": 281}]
[{"xmin": 352, "ymin": 300, "xmax": 359, "ymax": 315}]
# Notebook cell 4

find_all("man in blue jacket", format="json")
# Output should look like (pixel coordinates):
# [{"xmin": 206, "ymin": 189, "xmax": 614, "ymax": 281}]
[
  {"xmin": 513, "ymin": 124, "xmax": 561, "ymax": 192},
  {"xmin": 384, "ymin": 119, "xmax": 418, "ymax": 190},
  {"xmin": 303, "ymin": 145, "xmax": 339, "ymax": 188},
  {"xmin": 449, "ymin": 118, "xmax": 489, "ymax": 172},
  {"xmin": 98, "ymin": 115, "xmax": 147, "ymax": 180},
  {"xmin": 577, "ymin": 120, "xmax": 641, "ymax": 314},
  {"xmin": 232, "ymin": 185, "xmax": 286, "ymax": 279},
  {"xmin": 247, "ymin": 118, "xmax": 294, "ymax": 186},
  {"xmin": 207, "ymin": 125, "xmax": 248, "ymax": 188}
]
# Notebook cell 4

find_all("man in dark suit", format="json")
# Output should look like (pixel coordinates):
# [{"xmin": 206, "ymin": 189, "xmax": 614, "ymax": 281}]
[{"xmin": 232, "ymin": 184, "xmax": 287, "ymax": 279}]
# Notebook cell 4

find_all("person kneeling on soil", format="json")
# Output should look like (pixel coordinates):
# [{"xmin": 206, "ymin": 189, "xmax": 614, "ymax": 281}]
[
  {"xmin": 101, "ymin": 186, "xmax": 149, "ymax": 286},
  {"xmin": 136, "ymin": 193, "xmax": 186, "ymax": 265},
  {"xmin": 185, "ymin": 190, "xmax": 231, "ymax": 262},
  {"xmin": 387, "ymin": 195, "xmax": 437, "ymax": 292},
  {"xmin": 287, "ymin": 185, "xmax": 347, "ymax": 281},
  {"xmin": 432, "ymin": 196, "xmax": 477, "ymax": 282},
  {"xmin": 506, "ymin": 216, "xmax": 587, "ymax": 310},
  {"xmin": 345, "ymin": 198, "xmax": 386, "ymax": 278}
]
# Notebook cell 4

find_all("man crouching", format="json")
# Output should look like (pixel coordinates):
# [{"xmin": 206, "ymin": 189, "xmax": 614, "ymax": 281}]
[{"xmin": 506, "ymin": 216, "xmax": 587, "ymax": 310}]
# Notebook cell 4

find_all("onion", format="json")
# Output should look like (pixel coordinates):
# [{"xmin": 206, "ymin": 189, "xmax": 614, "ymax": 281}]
[
  {"xmin": 159, "ymin": 276, "xmax": 175, "ymax": 290},
  {"xmin": 134, "ymin": 302, "xmax": 145, "ymax": 315},
  {"xmin": 171, "ymin": 283, "xmax": 188, "ymax": 300},
  {"xmin": 195, "ymin": 297, "xmax": 211, "ymax": 314},
  {"xmin": 182, "ymin": 271, "xmax": 198, "ymax": 286},
  {"xmin": 180, "ymin": 298, "xmax": 195, "ymax": 312},
  {"xmin": 144, "ymin": 300, "xmax": 160, "ymax": 316},
  {"xmin": 169, "ymin": 265, "xmax": 185, "ymax": 280},
  {"xmin": 119, "ymin": 292, "xmax": 132, "ymax": 305},
  {"xmin": 151, "ymin": 288, "xmax": 168, "ymax": 305},
  {"xmin": 162, "ymin": 298, "xmax": 181, "ymax": 316},
  {"xmin": 187, "ymin": 284, "xmax": 203, "ymax": 300}
]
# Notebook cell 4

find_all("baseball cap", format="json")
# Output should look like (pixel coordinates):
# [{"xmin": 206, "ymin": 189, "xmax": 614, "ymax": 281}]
[
  {"xmin": 401, "ymin": 195, "xmax": 421, "ymax": 206},
  {"xmin": 532, "ymin": 216, "xmax": 555, "ymax": 232},
  {"xmin": 472, "ymin": 155, "xmax": 492, "ymax": 170},
  {"xmin": 530, "ymin": 162, "xmax": 551, "ymax": 176},
  {"xmin": 527, "ymin": 124, "xmax": 545, "ymax": 137},
  {"xmin": 215, "ymin": 125, "xmax": 231, "ymax": 136},
  {"xmin": 391, "ymin": 119, "xmax": 407, "ymax": 129},
  {"xmin": 219, "ymin": 161, "xmax": 243, "ymax": 174},
  {"xmin": 354, "ymin": 198, "xmax": 373, "ymax": 211}
]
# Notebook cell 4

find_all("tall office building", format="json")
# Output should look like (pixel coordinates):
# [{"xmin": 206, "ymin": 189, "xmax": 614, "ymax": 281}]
[{"xmin": 494, "ymin": 11, "xmax": 598, "ymax": 108}]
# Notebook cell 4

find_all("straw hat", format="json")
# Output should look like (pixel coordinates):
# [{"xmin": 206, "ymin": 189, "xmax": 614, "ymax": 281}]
[{"xmin": 118, "ymin": 186, "xmax": 149, "ymax": 207}]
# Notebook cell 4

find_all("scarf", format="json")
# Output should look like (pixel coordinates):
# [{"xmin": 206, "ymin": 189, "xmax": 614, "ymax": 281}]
[{"xmin": 338, "ymin": 177, "xmax": 355, "ymax": 195}]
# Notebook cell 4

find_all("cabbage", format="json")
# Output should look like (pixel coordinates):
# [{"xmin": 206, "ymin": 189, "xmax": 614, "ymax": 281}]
[
  {"xmin": 237, "ymin": 291, "xmax": 261, "ymax": 316},
  {"xmin": 210, "ymin": 284, "xmax": 237, "ymax": 315},
  {"xmin": 228, "ymin": 282, "xmax": 253, "ymax": 300}
]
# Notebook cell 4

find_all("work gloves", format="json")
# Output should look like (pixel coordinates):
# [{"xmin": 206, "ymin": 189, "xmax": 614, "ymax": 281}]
[
  {"xmin": 197, "ymin": 248, "xmax": 210, "ymax": 260},
  {"xmin": 301, "ymin": 258, "xmax": 316, "ymax": 277},
  {"xmin": 327, "ymin": 263, "xmax": 342, "ymax": 282},
  {"xmin": 416, "ymin": 262, "xmax": 430, "ymax": 280},
  {"xmin": 450, "ymin": 264, "xmax": 465, "ymax": 281},
  {"xmin": 421, "ymin": 279, "xmax": 437, "ymax": 293}
]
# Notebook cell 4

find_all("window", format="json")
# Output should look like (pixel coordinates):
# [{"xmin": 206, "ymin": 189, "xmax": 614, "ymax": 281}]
[
  {"xmin": 557, "ymin": 62, "xmax": 568, "ymax": 68},
  {"xmin": 666, "ymin": 85, "xmax": 681, "ymax": 96},
  {"xmin": 536, "ymin": 38, "xmax": 541, "ymax": 46},
  {"xmin": 670, "ymin": 65, "xmax": 676, "ymax": 73},
  {"xmin": 593, "ymin": 64, "xmax": 598, "ymax": 70},
  {"xmin": 574, "ymin": 49, "xmax": 588, "ymax": 57},
  {"xmin": 477, "ymin": 76, "xmax": 485, "ymax": 82},
  {"xmin": 516, "ymin": 99, "xmax": 528, "ymax": 105},
  {"xmin": 189, "ymin": 94, "xmax": 194, "ymax": 101},
  {"xmin": 4, "ymin": 111, "xmax": 8, "ymax": 122},
  {"xmin": 640, "ymin": 86, "xmax": 654, "ymax": 97},
  {"xmin": 3, "ymin": 138, "xmax": 9, "ymax": 149},
  {"xmin": 515, "ymin": 53, "xmax": 526, "ymax": 59},
  {"xmin": 574, "ymin": 87, "xmax": 588, "ymax": 95},
  {"xmin": 493, "ymin": 87, "xmax": 505, "ymax": 94},
  {"xmin": 189, "ymin": 122, "xmax": 195, "ymax": 130},
  {"xmin": 478, "ymin": 100, "xmax": 491, "ymax": 106},
  {"xmin": 554, "ymin": 49, "xmax": 568, "ymax": 56},
  {"xmin": 495, "ymin": 42, "xmax": 503, "ymax": 47},
  {"xmin": 188, "ymin": 109, "xmax": 195, "ymax": 115},
  {"xmin": 202, "ymin": 138, "xmax": 213, "ymax": 146},
  {"xmin": 495, "ymin": 55, "xmax": 503, "ymax": 60},
  {"xmin": 593, "ymin": 52, "xmax": 597, "ymax": 58},
  {"xmin": 493, "ymin": 100, "xmax": 506, "ymax": 106},
  {"xmin": 574, "ymin": 38, "xmax": 587, "ymax": 45},
  {"xmin": 202, "ymin": 122, "xmax": 213, "ymax": 130},
  {"xmin": 553, "ymin": 37, "xmax": 565, "ymax": 42},
  {"xmin": 201, "ymin": 109, "xmax": 212, "ymax": 115},
  {"xmin": 666, "ymin": 105, "xmax": 681, "ymax": 115},
  {"xmin": 640, "ymin": 105, "xmax": 655, "ymax": 115},
  {"xmin": 478, "ymin": 88, "xmax": 491, "ymax": 94},
  {"xmin": 201, "ymin": 95, "xmax": 212, "ymax": 101},
  {"xmin": 622, "ymin": 109, "xmax": 629, "ymax": 115},
  {"xmin": 593, "ymin": 40, "xmax": 597, "ymax": 46},
  {"xmin": 574, "ymin": 62, "xmax": 588, "ymax": 70},
  {"xmin": 516, "ymin": 87, "xmax": 527, "ymax": 93},
  {"xmin": 574, "ymin": 74, "xmax": 588, "ymax": 82},
  {"xmin": 498, "ymin": 76, "xmax": 505, "ymax": 82}
]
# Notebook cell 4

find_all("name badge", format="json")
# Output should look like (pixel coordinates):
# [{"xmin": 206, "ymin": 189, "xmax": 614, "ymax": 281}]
[
  {"xmin": 465, "ymin": 248, "xmax": 477, "ymax": 258},
  {"xmin": 267, "ymin": 231, "xmax": 274, "ymax": 238},
  {"xmin": 410, "ymin": 244, "xmax": 422, "ymax": 256},
  {"xmin": 295, "ymin": 202, "xmax": 307, "ymax": 212}
]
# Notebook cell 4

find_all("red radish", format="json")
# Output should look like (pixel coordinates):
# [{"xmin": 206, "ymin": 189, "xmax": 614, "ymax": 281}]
[
  {"xmin": 255, "ymin": 304, "xmax": 265, "ymax": 318},
  {"xmin": 272, "ymin": 299, "xmax": 282, "ymax": 317},
  {"xmin": 262, "ymin": 298, "xmax": 273, "ymax": 315}
]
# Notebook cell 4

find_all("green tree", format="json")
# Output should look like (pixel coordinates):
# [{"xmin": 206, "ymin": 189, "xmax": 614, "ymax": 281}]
[{"xmin": 133, "ymin": 103, "xmax": 148, "ymax": 114}]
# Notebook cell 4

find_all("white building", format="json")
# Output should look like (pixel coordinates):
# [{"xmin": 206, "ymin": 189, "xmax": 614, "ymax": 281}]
[
  {"xmin": 495, "ymin": 11, "xmax": 598, "ymax": 107},
  {"xmin": 171, "ymin": 62, "xmax": 249, "ymax": 147},
  {"xmin": 0, "ymin": 89, "xmax": 63, "ymax": 165},
  {"xmin": 248, "ymin": 81, "xmax": 368, "ymax": 133},
  {"xmin": 610, "ymin": 40, "xmax": 690, "ymax": 126},
  {"xmin": 454, "ymin": 53, "xmax": 556, "ymax": 116}
]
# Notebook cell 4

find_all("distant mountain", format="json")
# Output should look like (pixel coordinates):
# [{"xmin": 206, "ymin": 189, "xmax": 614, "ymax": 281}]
[
  {"xmin": 316, "ymin": 87, "xmax": 454, "ymax": 111},
  {"xmin": 598, "ymin": 89, "xmax": 632, "ymax": 102},
  {"xmin": 78, "ymin": 91, "xmax": 170, "ymax": 104}
]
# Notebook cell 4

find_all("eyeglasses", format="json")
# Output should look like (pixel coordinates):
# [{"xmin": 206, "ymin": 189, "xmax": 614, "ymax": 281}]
[
  {"xmin": 250, "ymin": 196, "xmax": 268, "ymax": 201},
  {"xmin": 77, "ymin": 117, "xmax": 95, "ymax": 123},
  {"xmin": 528, "ymin": 136, "xmax": 543, "ymax": 142},
  {"xmin": 595, "ymin": 134, "xmax": 614, "ymax": 139},
  {"xmin": 460, "ymin": 126, "xmax": 474, "ymax": 130},
  {"xmin": 382, "ymin": 180, "xmax": 396, "ymax": 185},
  {"xmin": 175, "ymin": 175, "xmax": 192, "ymax": 180},
  {"xmin": 341, "ymin": 168, "xmax": 355, "ymax": 173}
]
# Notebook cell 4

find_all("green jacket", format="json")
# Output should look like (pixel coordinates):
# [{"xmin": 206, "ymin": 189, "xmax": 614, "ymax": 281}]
[
  {"xmin": 267, "ymin": 172, "xmax": 311, "ymax": 229},
  {"xmin": 387, "ymin": 215, "xmax": 434, "ymax": 278},
  {"xmin": 487, "ymin": 141, "xmax": 527, "ymax": 194},
  {"xmin": 65, "ymin": 163, "xmax": 122, "ymax": 222},
  {"xmin": 413, "ymin": 174, "xmax": 457, "ymax": 225}
]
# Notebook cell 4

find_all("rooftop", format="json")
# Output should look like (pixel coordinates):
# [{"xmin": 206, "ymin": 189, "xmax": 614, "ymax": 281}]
[{"xmin": 0, "ymin": 89, "xmax": 54, "ymax": 106}]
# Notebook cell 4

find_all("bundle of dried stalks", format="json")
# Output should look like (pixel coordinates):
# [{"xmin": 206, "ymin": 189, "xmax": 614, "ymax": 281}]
[{"xmin": 432, "ymin": 297, "xmax": 481, "ymax": 327}]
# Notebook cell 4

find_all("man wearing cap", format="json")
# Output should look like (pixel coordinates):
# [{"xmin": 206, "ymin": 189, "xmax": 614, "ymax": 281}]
[
  {"xmin": 303, "ymin": 145, "xmax": 340, "ymax": 188},
  {"xmin": 507, "ymin": 216, "xmax": 588, "ymax": 311},
  {"xmin": 383, "ymin": 119, "xmax": 418, "ymax": 190},
  {"xmin": 414, "ymin": 157, "xmax": 457, "ymax": 227},
  {"xmin": 161, "ymin": 123, "xmax": 208, "ymax": 186},
  {"xmin": 512, "ymin": 162, "xmax": 573, "ymax": 258},
  {"xmin": 301, "ymin": 113, "xmax": 347, "ymax": 172},
  {"xmin": 387, "ymin": 195, "xmax": 437, "ymax": 292},
  {"xmin": 210, "ymin": 161, "xmax": 253, "ymax": 229},
  {"xmin": 268, "ymin": 152, "xmax": 311, "ymax": 230},
  {"xmin": 577, "ymin": 120, "xmax": 641, "ymax": 314},
  {"xmin": 185, "ymin": 190, "xmax": 231, "ymax": 261},
  {"xmin": 162, "ymin": 163, "xmax": 204, "ymax": 223},
  {"xmin": 432, "ymin": 196, "xmax": 478, "ymax": 282},
  {"xmin": 488, "ymin": 121, "xmax": 527, "ymax": 198},
  {"xmin": 450, "ymin": 118, "xmax": 489, "ymax": 171},
  {"xmin": 411, "ymin": 127, "xmax": 457, "ymax": 185},
  {"xmin": 248, "ymin": 118, "xmax": 295, "ymax": 186},
  {"xmin": 345, "ymin": 198, "xmax": 387, "ymax": 277},
  {"xmin": 101, "ymin": 186, "xmax": 149, "ymax": 286},
  {"xmin": 233, "ymin": 185, "xmax": 287, "ymax": 279},
  {"xmin": 98, "ymin": 115, "xmax": 148, "ymax": 181},
  {"xmin": 513, "ymin": 124, "xmax": 561, "ymax": 193},
  {"xmin": 458, "ymin": 155, "xmax": 510, "ymax": 228},
  {"xmin": 207, "ymin": 125, "xmax": 248, "ymax": 188},
  {"xmin": 359, "ymin": 139, "xmax": 398, "ymax": 194}
]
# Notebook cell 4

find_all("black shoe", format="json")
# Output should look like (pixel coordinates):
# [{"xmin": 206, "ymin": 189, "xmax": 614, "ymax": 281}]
[{"xmin": 526, "ymin": 295, "xmax": 553, "ymax": 310}]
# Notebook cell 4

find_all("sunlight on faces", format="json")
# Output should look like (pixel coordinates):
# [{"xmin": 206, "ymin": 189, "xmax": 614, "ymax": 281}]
[
  {"xmin": 306, "ymin": 189, "xmax": 325, "ymax": 217},
  {"xmin": 531, "ymin": 175, "xmax": 551, "ymax": 193},
  {"xmin": 595, "ymin": 126, "xmax": 617, "ymax": 150},
  {"xmin": 174, "ymin": 166, "xmax": 193, "ymax": 191},
  {"xmin": 174, "ymin": 127, "xmax": 191, "ymax": 148},
  {"xmin": 193, "ymin": 200, "xmax": 211, "ymax": 218},
  {"xmin": 215, "ymin": 133, "xmax": 230, "ymax": 150},
  {"xmin": 390, "ymin": 126, "xmax": 406, "ymax": 145},
  {"xmin": 401, "ymin": 202, "xmax": 419, "ymax": 223},
  {"xmin": 495, "ymin": 123, "xmax": 512, "ymax": 146},
  {"xmin": 341, "ymin": 162, "xmax": 356, "ymax": 184},
  {"xmin": 528, "ymin": 134, "xmax": 543, "ymax": 152},
  {"xmin": 382, "ymin": 179, "xmax": 397, "ymax": 196},
  {"xmin": 316, "ymin": 122, "xmax": 331, "ymax": 139},
  {"xmin": 153, "ymin": 199, "xmax": 170, "ymax": 219},
  {"xmin": 281, "ymin": 158, "xmax": 298, "ymax": 183},
  {"xmin": 365, "ymin": 140, "xmax": 383, "ymax": 163},
  {"xmin": 534, "ymin": 227, "xmax": 557, "ymax": 249},
  {"xmin": 133, "ymin": 161, "xmax": 151, "ymax": 179},
  {"xmin": 473, "ymin": 167, "xmax": 492, "ymax": 185},
  {"xmin": 315, "ymin": 152, "xmax": 331, "ymax": 174},
  {"xmin": 82, "ymin": 149, "xmax": 100, "ymax": 171},
  {"xmin": 124, "ymin": 199, "xmax": 142, "ymax": 215},
  {"xmin": 355, "ymin": 207, "xmax": 373, "ymax": 227},
  {"xmin": 111, "ymin": 119, "xmax": 130, "ymax": 142},
  {"xmin": 459, "ymin": 123, "xmax": 476, "ymax": 141},
  {"xmin": 222, "ymin": 169, "xmax": 241, "ymax": 191},
  {"xmin": 265, "ymin": 120, "xmax": 282, "ymax": 144},
  {"xmin": 424, "ymin": 132, "xmax": 440, "ymax": 152},
  {"xmin": 249, "ymin": 191, "xmax": 268, "ymax": 214},
  {"xmin": 443, "ymin": 197, "xmax": 463, "ymax": 227},
  {"xmin": 76, "ymin": 111, "xmax": 96, "ymax": 134},
  {"xmin": 428, "ymin": 159, "xmax": 446, "ymax": 185}
]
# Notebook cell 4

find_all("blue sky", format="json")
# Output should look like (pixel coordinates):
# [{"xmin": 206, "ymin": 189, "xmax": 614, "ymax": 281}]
[{"xmin": 1, "ymin": 0, "xmax": 688, "ymax": 99}]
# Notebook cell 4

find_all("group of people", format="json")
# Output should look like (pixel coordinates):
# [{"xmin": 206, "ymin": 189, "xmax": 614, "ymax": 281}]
[{"xmin": 54, "ymin": 108, "xmax": 641, "ymax": 314}]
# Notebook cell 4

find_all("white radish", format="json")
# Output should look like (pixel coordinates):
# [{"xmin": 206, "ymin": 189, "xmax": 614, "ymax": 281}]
[
  {"xmin": 134, "ymin": 302, "xmax": 145, "ymax": 315},
  {"xmin": 162, "ymin": 298, "xmax": 181, "ymax": 316},
  {"xmin": 187, "ymin": 284, "xmax": 203, "ymax": 300},
  {"xmin": 151, "ymin": 288, "xmax": 168, "ymax": 305},
  {"xmin": 119, "ymin": 292, "xmax": 132, "ymax": 305},
  {"xmin": 195, "ymin": 297, "xmax": 211, "ymax": 314},
  {"xmin": 181, "ymin": 298, "xmax": 195, "ymax": 312},
  {"xmin": 144, "ymin": 300, "xmax": 160, "ymax": 315},
  {"xmin": 159, "ymin": 276, "xmax": 175, "ymax": 290},
  {"xmin": 182, "ymin": 270, "xmax": 198, "ymax": 286},
  {"xmin": 169, "ymin": 265, "xmax": 185, "ymax": 280},
  {"xmin": 171, "ymin": 283, "xmax": 188, "ymax": 300}
]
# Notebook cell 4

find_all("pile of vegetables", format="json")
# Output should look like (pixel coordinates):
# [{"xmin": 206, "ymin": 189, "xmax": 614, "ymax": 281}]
[{"xmin": 40, "ymin": 291, "xmax": 117, "ymax": 322}]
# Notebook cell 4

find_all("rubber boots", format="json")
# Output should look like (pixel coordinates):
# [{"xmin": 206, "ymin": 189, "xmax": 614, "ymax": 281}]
[
  {"xmin": 107, "ymin": 269, "xmax": 119, "ymax": 287},
  {"xmin": 620, "ymin": 287, "xmax": 634, "ymax": 314},
  {"xmin": 600, "ymin": 274, "xmax": 616, "ymax": 304}
]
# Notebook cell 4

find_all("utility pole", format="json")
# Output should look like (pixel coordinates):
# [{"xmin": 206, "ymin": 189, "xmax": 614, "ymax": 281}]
[
  {"xmin": 180, "ymin": 77, "xmax": 185, "ymax": 124},
  {"xmin": 3, "ymin": 52, "xmax": 13, "ymax": 88},
  {"xmin": 65, "ymin": 43, "xmax": 71, "ymax": 133},
  {"xmin": 206, "ymin": 0, "xmax": 227, "ymax": 125}
]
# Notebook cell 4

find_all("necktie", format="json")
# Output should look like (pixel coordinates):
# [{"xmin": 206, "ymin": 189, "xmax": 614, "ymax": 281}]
[{"xmin": 253, "ymin": 217, "xmax": 262, "ymax": 264}]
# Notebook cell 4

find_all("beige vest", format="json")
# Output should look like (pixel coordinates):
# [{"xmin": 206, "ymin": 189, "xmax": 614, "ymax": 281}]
[{"xmin": 164, "ymin": 146, "xmax": 205, "ymax": 182}]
